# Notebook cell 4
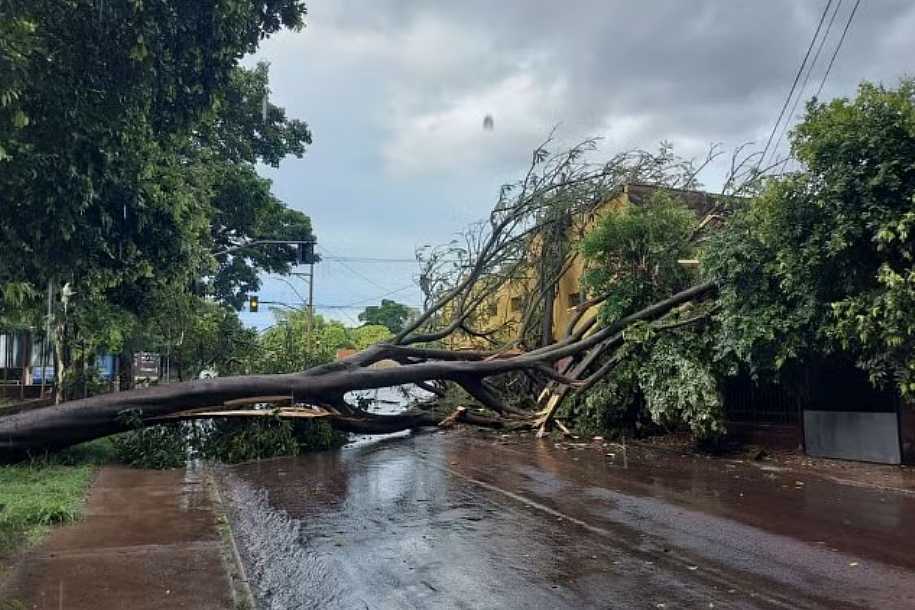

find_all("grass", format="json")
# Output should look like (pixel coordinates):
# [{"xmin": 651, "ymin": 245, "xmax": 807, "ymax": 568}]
[
  {"xmin": 0, "ymin": 464, "xmax": 93, "ymax": 534},
  {"xmin": 0, "ymin": 438, "xmax": 119, "ymax": 581},
  {"xmin": 0, "ymin": 464, "xmax": 94, "ymax": 563}
]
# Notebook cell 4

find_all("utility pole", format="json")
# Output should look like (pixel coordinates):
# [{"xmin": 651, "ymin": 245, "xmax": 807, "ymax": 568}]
[
  {"xmin": 243, "ymin": 238, "xmax": 318, "ymax": 351},
  {"xmin": 308, "ymin": 257, "xmax": 315, "ymax": 318},
  {"xmin": 299, "ymin": 240, "xmax": 317, "ymax": 354}
]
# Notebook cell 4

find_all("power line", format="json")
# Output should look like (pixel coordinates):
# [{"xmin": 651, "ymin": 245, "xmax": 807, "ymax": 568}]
[
  {"xmin": 330, "ymin": 307, "xmax": 362, "ymax": 326},
  {"xmin": 253, "ymin": 284, "xmax": 419, "ymax": 310},
  {"xmin": 340, "ymin": 284, "xmax": 418, "ymax": 309},
  {"xmin": 321, "ymin": 256, "xmax": 415, "ymax": 264},
  {"xmin": 759, "ymin": 0, "xmax": 834, "ymax": 167},
  {"xmin": 771, "ymin": 0, "xmax": 843, "ymax": 160},
  {"xmin": 316, "ymin": 244, "xmax": 395, "ymax": 293},
  {"xmin": 814, "ymin": 0, "xmax": 861, "ymax": 100},
  {"xmin": 270, "ymin": 276, "xmax": 307, "ymax": 304}
]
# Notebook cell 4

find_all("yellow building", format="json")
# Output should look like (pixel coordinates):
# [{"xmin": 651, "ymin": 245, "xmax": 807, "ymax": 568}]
[{"xmin": 449, "ymin": 183, "xmax": 721, "ymax": 348}]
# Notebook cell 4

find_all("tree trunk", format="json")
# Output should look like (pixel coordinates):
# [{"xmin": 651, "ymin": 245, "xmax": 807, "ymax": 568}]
[
  {"xmin": 52, "ymin": 319, "xmax": 65, "ymax": 405},
  {"xmin": 0, "ymin": 281, "xmax": 716, "ymax": 461}
]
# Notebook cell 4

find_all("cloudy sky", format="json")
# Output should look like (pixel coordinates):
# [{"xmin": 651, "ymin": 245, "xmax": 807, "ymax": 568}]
[{"xmin": 239, "ymin": 0, "xmax": 915, "ymax": 329}]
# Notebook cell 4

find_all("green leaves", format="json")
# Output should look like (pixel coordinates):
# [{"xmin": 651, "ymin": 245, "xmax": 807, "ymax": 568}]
[
  {"xmin": 10, "ymin": 110, "xmax": 28, "ymax": 129},
  {"xmin": 358, "ymin": 300, "xmax": 415, "ymax": 334},
  {"xmin": 0, "ymin": 1, "xmax": 312, "ymax": 391},
  {"xmin": 0, "ymin": 1, "xmax": 309, "ymax": 291},
  {"xmin": 352, "ymin": 324, "xmax": 394, "ymax": 350},
  {"xmin": 581, "ymin": 191, "xmax": 695, "ymax": 324},
  {"xmin": 209, "ymin": 163, "xmax": 315, "ymax": 309},
  {"xmin": 636, "ymin": 334, "xmax": 724, "ymax": 439},
  {"xmin": 578, "ymin": 191, "xmax": 724, "ymax": 440},
  {"xmin": 256, "ymin": 311, "xmax": 351, "ymax": 373},
  {"xmin": 708, "ymin": 80, "xmax": 915, "ymax": 396}
]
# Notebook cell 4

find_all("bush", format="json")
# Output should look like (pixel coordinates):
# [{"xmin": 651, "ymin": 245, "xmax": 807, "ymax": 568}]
[
  {"xmin": 563, "ymin": 332, "xmax": 725, "ymax": 443},
  {"xmin": 110, "ymin": 409, "xmax": 189, "ymax": 469},
  {"xmin": 196, "ymin": 417, "xmax": 345, "ymax": 464}
]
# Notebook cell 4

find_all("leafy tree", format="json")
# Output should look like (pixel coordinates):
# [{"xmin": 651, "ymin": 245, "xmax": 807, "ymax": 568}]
[
  {"xmin": 0, "ymin": 1, "xmax": 309, "ymax": 393},
  {"xmin": 358, "ymin": 299, "xmax": 415, "ymax": 333},
  {"xmin": 706, "ymin": 80, "xmax": 915, "ymax": 396},
  {"xmin": 128, "ymin": 289, "xmax": 259, "ymax": 381},
  {"xmin": 575, "ymin": 192, "xmax": 724, "ymax": 440},
  {"xmin": 209, "ymin": 163, "xmax": 315, "ymax": 308},
  {"xmin": 257, "ymin": 310, "xmax": 354, "ymax": 373},
  {"xmin": 573, "ymin": 81, "xmax": 915, "ymax": 440},
  {"xmin": 0, "ymin": 1, "xmax": 308, "ymax": 291},
  {"xmin": 580, "ymin": 192, "xmax": 695, "ymax": 322},
  {"xmin": 205, "ymin": 62, "xmax": 315, "ymax": 309},
  {"xmin": 351, "ymin": 324, "xmax": 393, "ymax": 350},
  {"xmin": 0, "ymin": 9, "xmax": 36, "ymax": 161}
]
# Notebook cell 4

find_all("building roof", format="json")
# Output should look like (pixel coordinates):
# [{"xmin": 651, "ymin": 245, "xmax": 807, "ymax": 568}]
[{"xmin": 623, "ymin": 183, "xmax": 728, "ymax": 218}]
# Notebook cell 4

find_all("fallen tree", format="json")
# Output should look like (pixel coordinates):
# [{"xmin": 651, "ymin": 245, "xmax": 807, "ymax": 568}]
[
  {"xmin": 0, "ymin": 281, "xmax": 716, "ymax": 457},
  {"xmin": 0, "ymin": 136, "xmax": 765, "ymax": 460}
]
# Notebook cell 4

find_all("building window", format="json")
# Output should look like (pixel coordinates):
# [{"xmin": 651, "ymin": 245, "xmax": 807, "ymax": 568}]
[
  {"xmin": 487, "ymin": 301, "xmax": 498, "ymax": 317},
  {"xmin": 568, "ymin": 292, "xmax": 582, "ymax": 307},
  {"xmin": 510, "ymin": 296, "xmax": 524, "ymax": 312}
]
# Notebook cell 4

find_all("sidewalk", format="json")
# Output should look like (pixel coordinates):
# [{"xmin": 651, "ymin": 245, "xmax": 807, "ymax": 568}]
[
  {"xmin": 629, "ymin": 433, "xmax": 915, "ymax": 495},
  {"xmin": 1, "ymin": 467, "xmax": 238, "ymax": 609}
]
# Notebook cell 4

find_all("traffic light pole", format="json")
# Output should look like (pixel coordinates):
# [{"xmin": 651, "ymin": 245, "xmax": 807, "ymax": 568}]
[
  {"xmin": 244, "ymin": 239, "xmax": 318, "ymax": 355},
  {"xmin": 308, "ymin": 259, "xmax": 315, "ymax": 318},
  {"xmin": 306, "ymin": 260, "xmax": 315, "ymax": 354}
]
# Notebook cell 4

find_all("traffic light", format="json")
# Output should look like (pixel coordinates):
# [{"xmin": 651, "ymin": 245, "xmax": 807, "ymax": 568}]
[
  {"xmin": 297, "ymin": 241, "xmax": 316, "ymax": 265},
  {"xmin": 248, "ymin": 295, "xmax": 259, "ymax": 313}
]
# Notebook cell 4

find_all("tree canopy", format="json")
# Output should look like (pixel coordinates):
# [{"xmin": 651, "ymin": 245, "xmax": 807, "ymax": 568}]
[
  {"xmin": 0, "ymin": 0, "xmax": 312, "ymax": 397},
  {"xmin": 706, "ymin": 80, "xmax": 915, "ymax": 396},
  {"xmin": 256, "ymin": 307, "xmax": 393, "ymax": 373},
  {"xmin": 571, "ymin": 79, "xmax": 915, "ymax": 440},
  {"xmin": 0, "ymin": 1, "xmax": 309, "ymax": 293},
  {"xmin": 575, "ymin": 191, "xmax": 723, "ymax": 439},
  {"xmin": 358, "ymin": 299, "xmax": 415, "ymax": 334}
]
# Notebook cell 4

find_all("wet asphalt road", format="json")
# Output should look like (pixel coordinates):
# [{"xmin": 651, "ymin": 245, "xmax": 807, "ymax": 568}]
[{"xmin": 219, "ymin": 430, "xmax": 915, "ymax": 609}]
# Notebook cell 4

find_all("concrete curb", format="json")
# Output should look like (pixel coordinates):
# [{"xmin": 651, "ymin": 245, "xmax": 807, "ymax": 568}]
[{"xmin": 207, "ymin": 468, "xmax": 257, "ymax": 610}]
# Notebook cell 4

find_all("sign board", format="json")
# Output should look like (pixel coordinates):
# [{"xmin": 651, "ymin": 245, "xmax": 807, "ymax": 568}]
[
  {"xmin": 804, "ymin": 410, "xmax": 902, "ymax": 465},
  {"xmin": 95, "ymin": 353, "xmax": 116, "ymax": 381},
  {"xmin": 132, "ymin": 352, "xmax": 160, "ymax": 384},
  {"xmin": 32, "ymin": 366, "xmax": 54, "ymax": 384}
]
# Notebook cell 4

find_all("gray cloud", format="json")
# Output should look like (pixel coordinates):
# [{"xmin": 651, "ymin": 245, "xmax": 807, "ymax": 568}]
[{"xmin": 241, "ymin": 0, "xmax": 915, "ymax": 327}]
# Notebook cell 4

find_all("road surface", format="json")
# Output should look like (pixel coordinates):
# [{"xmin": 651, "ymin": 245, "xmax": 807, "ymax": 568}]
[{"xmin": 219, "ymin": 430, "xmax": 915, "ymax": 609}]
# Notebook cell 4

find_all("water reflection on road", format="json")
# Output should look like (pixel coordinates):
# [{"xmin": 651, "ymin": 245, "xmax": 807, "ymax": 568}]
[{"xmin": 219, "ymin": 428, "xmax": 915, "ymax": 609}]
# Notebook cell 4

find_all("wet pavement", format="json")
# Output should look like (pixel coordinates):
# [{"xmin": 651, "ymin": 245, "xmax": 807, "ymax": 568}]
[
  {"xmin": 219, "ymin": 429, "xmax": 915, "ymax": 610},
  {"xmin": 1, "ymin": 466, "xmax": 235, "ymax": 609}
]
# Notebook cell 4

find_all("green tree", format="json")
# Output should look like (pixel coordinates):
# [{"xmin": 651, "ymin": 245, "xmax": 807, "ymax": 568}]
[
  {"xmin": 358, "ymin": 299, "xmax": 415, "ymax": 333},
  {"xmin": 575, "ymin": 192, "xmax": 724, "ymax": 440},
  {"xmin": 706, "ymin": 80, "xmax": 915, "ymax": 396},
  {"xmin": 0, "ymin": 9, "xmax": 36, "ymax": 161},
  {"xmin": 205, "ymin": 63, "xmax": 315, "ymax": 309},
  {"xmin": 128, "ymin": 289, "xmax": 258, "ymax": 381},
  {"xmin": 351, "ymin": 324, "xmax": 393, "ymax": 350},
  {"xmin": 257, "ymin": 310, "xmax": 354, "ymax": 373},
  {"xmin": 0, "ymin": 2, "xmax": 309, "ymax": 394},
  {"xmin": 580, "ymin": 192, "xmax": 695, "ymax": 322},
  {"xmin": 210, "ymin": 164, "xmax": 315, "ymax": 309},
  {"xmin": 0, "ymin": 1, "xmax": 308, "ymax": 291}
]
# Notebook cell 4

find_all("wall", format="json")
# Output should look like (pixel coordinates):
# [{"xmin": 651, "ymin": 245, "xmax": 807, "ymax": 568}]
[{"xmin": 449, "ymin": 184, "xmax": 723, "ymax": 348}]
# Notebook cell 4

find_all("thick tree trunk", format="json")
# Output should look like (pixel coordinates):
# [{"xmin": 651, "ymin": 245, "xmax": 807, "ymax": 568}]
[{"xmin": 0, "ymin": 281, "xmax": 715, "ymax": 461}]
